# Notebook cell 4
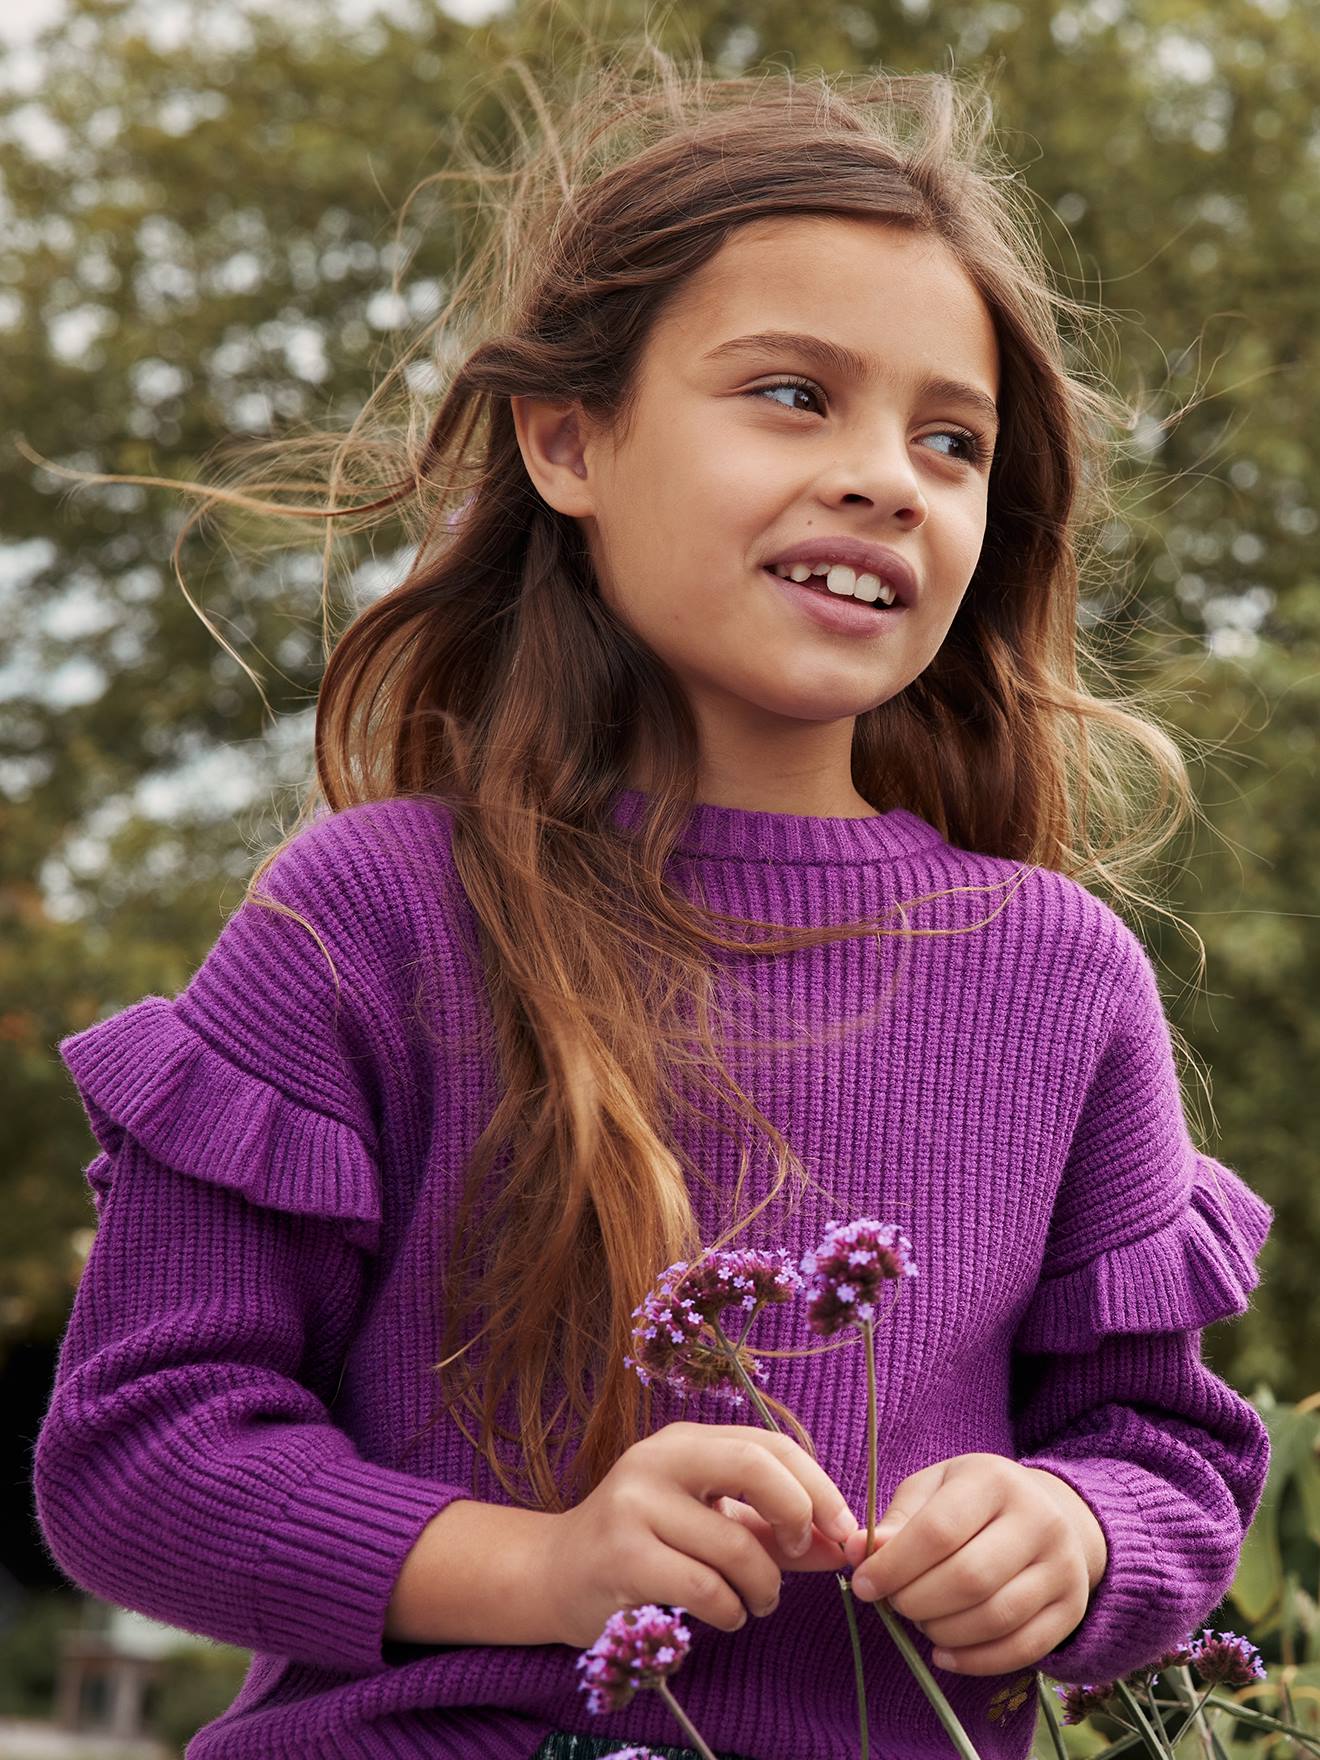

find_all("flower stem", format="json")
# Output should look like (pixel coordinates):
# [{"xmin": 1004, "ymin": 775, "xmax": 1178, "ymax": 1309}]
[
  {"xmin": 1193, "ymin": 1693, "xmax": 1320, "ymax": 1757},
  {"xmin": 1164, "ymin": 1683, "xmax": 1220, "ymax": 1755},
  {"xmin": 867, "ymin": 1598, "xmax": 986, "ymax": 1760},
  {"xmin": 711, "ymin": 1317, "xmax": 782, "ymax": 1432},
  {"xmin": 837, "ymin": 1572, "xmax": 870, "ymax": 1760},
  {"xmin": 655, "ymin": 1678, "xmax": 720, "ymax": 1760},
  {"xmin": 1172, "ymin": 1664, "xmax": 1219, "ymax": 1760},
  {"xmin": 863, "ymin": 1317, "xmax": 877, "ymax": 1552},
  {"xmin": 1036, "ymin": 1676, "xmax": 1071, "ymax": 1760},
  {"xmin": 1113, "ymin": 1677, "xmax": 1174, "ymax": 1758}
]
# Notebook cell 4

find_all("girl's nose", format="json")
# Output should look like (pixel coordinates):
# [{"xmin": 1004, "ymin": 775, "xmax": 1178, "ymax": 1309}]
[{"xmin": 825, "ymin": 442, "xmax": 929, "ymax": 527}]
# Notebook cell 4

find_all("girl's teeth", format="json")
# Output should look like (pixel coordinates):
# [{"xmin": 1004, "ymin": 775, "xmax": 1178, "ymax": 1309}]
[{"xmin": 773, "ymin": 562, "xmax": 895, "ymax": 606}]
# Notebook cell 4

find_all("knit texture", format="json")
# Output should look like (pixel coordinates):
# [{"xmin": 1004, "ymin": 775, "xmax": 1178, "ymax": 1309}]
[{"xmin": 34, "ymin": 790, "xmax": 1274, "ymax": 1760}]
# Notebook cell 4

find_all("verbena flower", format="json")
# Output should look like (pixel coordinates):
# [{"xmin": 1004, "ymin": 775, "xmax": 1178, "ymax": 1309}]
[
  {"xmin": 1120, "ymin": 1639, "xmax": 1196, "ymax": 1690},
  {"xmin": 800, "ymin": 1218, "xmax": 918, "ymax": 1336},
  {"xmin": 624, "ymin": 1250, "xmax": 802, "ymax": 1403},
  {"xmin": 576, "ymin": 1604, "xmax": 693, "ymax": 1715},
  {"xmin": 1052, "ymin": 1681, "xmax": 1121, "ymax": 1725},
  {"xmin": 1188, "ymin": 1627, "xmax": 1267, "ymax": 1687}
]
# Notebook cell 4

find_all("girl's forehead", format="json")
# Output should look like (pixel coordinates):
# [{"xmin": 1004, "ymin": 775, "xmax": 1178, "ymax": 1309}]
[{"xmin": 654, "ymin": 218, "xmax": 998, "ymax": 390}]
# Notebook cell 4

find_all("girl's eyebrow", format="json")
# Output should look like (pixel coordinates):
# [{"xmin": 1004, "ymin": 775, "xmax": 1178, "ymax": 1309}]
[{"xmin": 701, "ymin": 328, "xmax": 1000, "ymax": 437}]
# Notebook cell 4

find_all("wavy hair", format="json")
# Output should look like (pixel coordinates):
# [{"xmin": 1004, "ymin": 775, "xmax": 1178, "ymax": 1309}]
[{"xmin": 40, "ymin": 26, "xmax": 1208, "ymax": 1509}]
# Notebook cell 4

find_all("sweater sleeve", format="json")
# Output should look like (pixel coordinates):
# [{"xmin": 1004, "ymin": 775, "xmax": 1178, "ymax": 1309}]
[
  {"xmin": 1009, "ymin": 921, "xmax": 1274, "ymax": 1687},
  {"xmin": 32, "ymin": 813, "xmax": 470, "ymax": 1673}
]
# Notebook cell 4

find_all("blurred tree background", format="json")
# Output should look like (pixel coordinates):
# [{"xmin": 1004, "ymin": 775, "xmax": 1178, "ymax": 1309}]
[{"xmin": 2, "ymin": 0, "xmax": 1316, "ymax": 1744}]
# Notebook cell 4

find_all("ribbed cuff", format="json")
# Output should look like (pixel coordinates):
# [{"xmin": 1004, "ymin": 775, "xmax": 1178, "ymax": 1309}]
[
  {"xmin": 254, "ymin": 1450, "xmax": 467, "ymax": 1672},
  {"xmin": 1020, "ymin": 1454, "xmax": 1163, "ymax": 1685}
]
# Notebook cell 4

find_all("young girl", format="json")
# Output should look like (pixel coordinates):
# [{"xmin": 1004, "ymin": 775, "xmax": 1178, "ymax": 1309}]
[{"xmin": 33, "ymin": 39, "xmax": 1274, "ymax": 1760}]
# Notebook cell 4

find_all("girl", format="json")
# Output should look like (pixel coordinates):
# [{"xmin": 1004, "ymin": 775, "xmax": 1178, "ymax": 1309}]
[{"xmin": 33, "ymin": 37, "xmax": 1274, "ymax": 1760}]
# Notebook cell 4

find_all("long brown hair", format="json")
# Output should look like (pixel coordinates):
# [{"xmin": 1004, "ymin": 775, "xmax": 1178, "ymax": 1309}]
[{"xmin": 35, "ymin": 28, "xmax": 1211, "ymax": 1510}]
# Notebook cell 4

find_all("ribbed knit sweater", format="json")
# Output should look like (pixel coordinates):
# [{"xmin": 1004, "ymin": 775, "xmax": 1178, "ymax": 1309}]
[{"xmin": 34, "ymin": 790, "xmax": 1273, "ymax": 1760}]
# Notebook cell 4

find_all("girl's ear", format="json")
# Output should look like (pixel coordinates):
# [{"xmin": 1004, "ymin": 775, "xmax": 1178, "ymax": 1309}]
[{"xmin": 510, "ymin": 393, "xmax": 596, "ymax": 516}]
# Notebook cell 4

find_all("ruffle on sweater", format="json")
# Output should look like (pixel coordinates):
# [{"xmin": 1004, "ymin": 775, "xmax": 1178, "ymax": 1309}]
[
  {"xmin": 1014, "ymin": 1154, "xmax": 1273, "ymax": 1355},
  {"xmin": 59, "ymin": 996, "xmax": 382, "ymax": 1253}
]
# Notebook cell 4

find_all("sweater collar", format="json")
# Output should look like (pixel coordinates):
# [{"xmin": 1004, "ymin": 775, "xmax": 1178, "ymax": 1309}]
[{"xmin": 609, "ymin": 787, "xmax": 945, "ymax": 864}]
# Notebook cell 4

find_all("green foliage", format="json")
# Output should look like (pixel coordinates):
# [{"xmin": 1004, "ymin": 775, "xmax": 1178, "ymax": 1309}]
[
  {"xmin": 0, "ymin": 0, "xmax": 1313, "ymax": 1415},
  {"xmin": 1035, "ymin": 1383, "xmax": 1320, "ymax": 1759}
]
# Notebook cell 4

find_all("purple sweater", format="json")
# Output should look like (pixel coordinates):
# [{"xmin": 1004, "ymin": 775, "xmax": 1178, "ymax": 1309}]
[{"xmin": 34, "ymin": 790, "xmax": 1273, "ymax": 1760}]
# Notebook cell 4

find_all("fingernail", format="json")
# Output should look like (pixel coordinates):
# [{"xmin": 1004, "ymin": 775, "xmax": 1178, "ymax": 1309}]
[
  {"xmin": 787, "ymin": 1528, "xmax": 811, "ymax": 1557},
  {"xmin": 829, "ymin": 1511, "xmax": 856, "ymax": 1540},
  {"xmin": 933, "ymin": 1649, "xmax": 957, "ymax": 1669}
]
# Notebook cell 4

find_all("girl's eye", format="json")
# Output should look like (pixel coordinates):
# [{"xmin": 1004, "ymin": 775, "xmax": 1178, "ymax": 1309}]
[
  {"xmin": 745, "ymin": 377, "xmax": 994, "ymax": 468},
  {"xmin": 747, "ymin": 375, "xmax": 827, "ymax": 415}
]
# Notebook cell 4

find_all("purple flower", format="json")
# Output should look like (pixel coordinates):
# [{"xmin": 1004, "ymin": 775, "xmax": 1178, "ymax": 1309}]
[
  {"xmin": 1121, "ymin": 1639, "xmax": 1196, "ymax": 1689},
  {"xmin": 623, "ymin": 1250, "xmax": 803, "ymax": 1403},
  {"xmin": 576, "ymin": 1604, "xmax": 693, "ymax": 1715},
  {"xmin": 800, "ymin": 1218, "xmax": 918, "ymax": 1336},
  {"xmin": 1188, "ymin": 1627, "xmax": 1267, "ymax": 1687},
  {"xmin": 1052, "ymin": 1681, "xmax": 1121, "ymax": 1725}
]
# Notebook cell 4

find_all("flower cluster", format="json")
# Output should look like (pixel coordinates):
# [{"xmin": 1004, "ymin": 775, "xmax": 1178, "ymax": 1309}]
[
  {"xmin": 1052, "ymin": 1681, "xmax": 1122, "ymax": 1725},
  {"xmin": 1187, "ymin": 1627, "xmax": 1267, "ymax": 1686},
  {"xmin": 1052, "ymin": 1627, "xmax": 1266, "ymax": 1725},
  {"xmin": 679, "ymin": 1247, "xmax": 803, "ymax": 1318},
  {"xmin": 575, "ymin": 1604, "xmax": 693, "ymax": 1715},
  {"xmin": 623, "ymin": 1249, "xmax": 802, "ymax": 1402},
  {"xmin": 799, "ymin": 1218, "xmax": 918, "ymax": 1336}
]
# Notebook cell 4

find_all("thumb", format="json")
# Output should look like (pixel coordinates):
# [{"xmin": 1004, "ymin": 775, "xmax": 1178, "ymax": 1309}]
[
  {"xmin": 854, "ymin": 1462, "xmax": 949, "ymax": 1558},
  {"xmin": 842, "ymin": 1508, "xmax": 909, "ymax": 1565}
]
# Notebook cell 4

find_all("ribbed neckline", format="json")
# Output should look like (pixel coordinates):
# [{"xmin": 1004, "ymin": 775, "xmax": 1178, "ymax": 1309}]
[{"xmin": 609, "ymin": 787, "xmax": 945, "ymax": 864}]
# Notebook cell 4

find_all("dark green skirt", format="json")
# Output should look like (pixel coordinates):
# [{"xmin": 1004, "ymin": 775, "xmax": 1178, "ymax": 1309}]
[{"xmin": 532, "ymin": 1734, "xmax": 753, "ymax": 1759}]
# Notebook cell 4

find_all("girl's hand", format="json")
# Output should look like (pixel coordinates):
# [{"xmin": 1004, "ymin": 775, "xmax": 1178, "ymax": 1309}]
[
  {"xmin": 841, "ymin": 1453, "xmax": 1108, "ymax": 1677},
  {"xmin": 538, "ymin": 1420, "xmax": 859, "ymax": 1648}
]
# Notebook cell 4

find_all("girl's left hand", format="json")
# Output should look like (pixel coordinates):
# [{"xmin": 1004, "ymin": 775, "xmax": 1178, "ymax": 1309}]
[{"xmin": 841, "ymin": 1453, "xmax": 1108, "ymax": 1676}]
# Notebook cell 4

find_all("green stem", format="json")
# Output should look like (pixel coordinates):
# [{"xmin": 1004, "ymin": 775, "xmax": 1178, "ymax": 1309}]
[
  {"xmin": 868, "ymin": 1599, "xmax": 986, "ymax": 1760},
  {"xmin": 1165, "ymin": 1683, "xmax": 1220, "ymax": 1755},
  {"xmin": 711, "ymin": 1317, "xmax": 781, "ymax": 1432},
  {"xmin": 1113, "ymin": 1676, "xmax": 1174, "ymax": 1758},
  {"xmin": 1172, "ymin": 1663, "xmax": 1218, "ymax": 1760},
  {"xmin": 863, "ymin": 1317, "xmax": 877, "ymax": 1552},
  {"xmin": 838, "ymin": 1573, "xmax": 870, "ymax": 1760},
  {"xmin": 1193, "ymin": 1693, "xmax": 1320, "ymax": 1757},
  {"xmin": 734, "ymin": 1303, "xmax": 760, "ymax": 1349},
  {"xmin": 1036, "ymin": 1675, "xmax": 1071, "ymax": 1760},
  {"xmin": 655, "ymin": 1679, "xmax": 720, "ymax": 1760}
]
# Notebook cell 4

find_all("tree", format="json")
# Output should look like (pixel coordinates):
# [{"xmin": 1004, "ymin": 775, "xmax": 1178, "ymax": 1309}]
[{"xmin": 2, "ymin": 0, "xmax": 1314, "ymax": 1398}]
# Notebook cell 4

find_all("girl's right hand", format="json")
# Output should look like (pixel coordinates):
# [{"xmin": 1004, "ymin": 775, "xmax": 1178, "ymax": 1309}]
[{"xmin": 539, "ymin": 1420, "xmax": 859, "ymax": 1648}]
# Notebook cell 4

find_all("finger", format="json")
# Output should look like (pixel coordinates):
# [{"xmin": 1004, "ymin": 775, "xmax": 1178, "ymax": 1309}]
[
  {"xmin": 716, "ymin": 1496, "xmax": 853, "ymax": 1573},
  {"xmin": 904, "ymin": 1558, "xmax": 1060, "ymax": 1648},
  {"xmin": 689, "ymin": 1428, "xmax": 856, "ymax": 1559},
  {"xmin": 838, "ymin": 1462, "xmax": 950, "ymax": 1570},
  {"xmin": 857, "ymin": 1519, "xmax": 1042, "ymax": 1620},
  {"xmin": 925, "ymin": 1595, "xmax": 1082, "ymax": 1678},
  {"xmin": 654, "ymin": 1493, "xmax": 784, "ymax": 1626},
  {"xmin": 852, "ymin": 1471, "xmax": 1006, "ymax": 1602}
]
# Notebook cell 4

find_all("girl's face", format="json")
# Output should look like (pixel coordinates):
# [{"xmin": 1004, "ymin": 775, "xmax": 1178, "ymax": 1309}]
[{"xmin": 512, "ymin": 215, "xmax": 1000, "ymax": 814}]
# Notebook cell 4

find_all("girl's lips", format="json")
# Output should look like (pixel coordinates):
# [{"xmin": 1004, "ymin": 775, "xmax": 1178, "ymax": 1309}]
[{"xmin": 762, "ymin": 567, "xmax": 911, "ymax": 638}]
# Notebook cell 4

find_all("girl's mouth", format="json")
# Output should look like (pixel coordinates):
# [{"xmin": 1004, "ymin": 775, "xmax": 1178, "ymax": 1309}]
[{"xmin": 762, "ymin": 567, "xmax": 910, "ymax": 638}]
